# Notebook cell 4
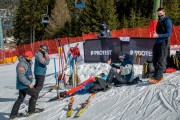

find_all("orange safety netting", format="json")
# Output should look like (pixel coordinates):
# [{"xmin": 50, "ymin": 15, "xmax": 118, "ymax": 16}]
[{"xmin": 1, "ymin": 25, "xmax": 180, "ymax": 64}]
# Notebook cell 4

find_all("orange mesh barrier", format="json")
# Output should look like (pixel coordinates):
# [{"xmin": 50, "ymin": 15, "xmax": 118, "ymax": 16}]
[
  {"xmin": 0, "ymin": 49, "xmax": 17, "ymax": 64},
  {"xmin": 171, "ymin": 26, "xmax": 180, "ymax": 45},
  {"xmin": 3, "ymin": 25, "xmax": 179, "ymax": 61}
]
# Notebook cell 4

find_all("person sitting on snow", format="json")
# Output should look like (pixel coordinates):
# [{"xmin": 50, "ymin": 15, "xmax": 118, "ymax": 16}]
[{"xmin": 106, "ymin": 52, "xmax": 134, "ymax": 86}]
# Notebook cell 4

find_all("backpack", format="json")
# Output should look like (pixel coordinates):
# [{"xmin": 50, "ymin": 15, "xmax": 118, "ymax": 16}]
[
  {"xmin": 168, "ymin": 53, "xmax": 180, "ymax": 70},
  {"xmin": 142, "ymin": 61, "xmax": 154, "ymax": 78},
  {"xmin": 89, "ymin": 78, "xmax": 109, "ymax": 93}
]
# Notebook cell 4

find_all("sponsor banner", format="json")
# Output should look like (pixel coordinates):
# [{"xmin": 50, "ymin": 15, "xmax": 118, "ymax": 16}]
[
  {"xmin": 84, "ymin": 38, "xmax": 155, "ymax": 64},
  {"xmin": 63, "ymin": 41, "xmax": 84, "ymax": 63},
  {"xmin": 84, "ymin": 38, "xmax": 121, "ymax": 63},
  {"xmin": 129, "ymin": 38, "xmax": 155, "ymax": 64}
]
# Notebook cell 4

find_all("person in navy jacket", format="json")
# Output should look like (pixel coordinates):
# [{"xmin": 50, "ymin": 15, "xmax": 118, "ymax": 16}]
[
  {"xmin": 10, "ymin": 51, "xmax": 38, "ymax": 119},
  {"xmin": 34, "ymin": 45, "xmax": 50, "ymax": 97},
  {"xmin": 149, "ymin": 8, "xmax": 172, "ymax": 84}
]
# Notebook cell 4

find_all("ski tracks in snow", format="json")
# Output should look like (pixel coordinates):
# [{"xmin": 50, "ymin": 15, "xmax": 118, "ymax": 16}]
[{"xmin": 159, "ymin": 91, "xmax": 176, "ymax": 112}]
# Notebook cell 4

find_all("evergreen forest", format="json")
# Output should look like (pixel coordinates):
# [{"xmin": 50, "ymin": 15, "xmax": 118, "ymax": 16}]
[{"xmin": 13, "ymin": 0, "xmax": 180, "ymax": 45}]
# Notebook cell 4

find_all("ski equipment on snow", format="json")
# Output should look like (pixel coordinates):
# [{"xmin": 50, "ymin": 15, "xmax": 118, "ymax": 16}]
[
  {"xmin": 75, "ymin": 93, "xmax": 95, "ymax": 117},
  {"xmin": 67, "ymin": 96, "xmax": 75, "ymax": 117},
  {"xmin": 47, "ymin": 77, "xmax": 96, "ymax": 102}
]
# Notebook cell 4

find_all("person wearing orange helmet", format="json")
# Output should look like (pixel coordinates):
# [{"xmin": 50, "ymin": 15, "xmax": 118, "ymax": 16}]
[{"xmin": 10, "ymin": 51, "xmax": 39, "ymax": 119}]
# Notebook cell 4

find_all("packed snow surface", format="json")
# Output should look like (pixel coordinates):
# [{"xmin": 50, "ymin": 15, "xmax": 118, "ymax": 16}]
[{"xmin": 0, "ymin": 56, "xmax": 180, "ymax": 120}]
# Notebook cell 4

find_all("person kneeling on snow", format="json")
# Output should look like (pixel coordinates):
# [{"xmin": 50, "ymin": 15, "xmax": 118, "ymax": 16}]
[{"xmin": 106, "ymin": 52, "xmax": 134, "ymax": 86}]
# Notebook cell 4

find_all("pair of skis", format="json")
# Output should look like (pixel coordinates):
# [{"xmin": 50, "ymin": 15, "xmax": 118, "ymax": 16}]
[
  {"xmin": 47, "ymin": 77, "xmax": 96, "ymax": 102},
  {"xmin": 67, "ymin": 93, "xmax": 95, "ymax": 117}
]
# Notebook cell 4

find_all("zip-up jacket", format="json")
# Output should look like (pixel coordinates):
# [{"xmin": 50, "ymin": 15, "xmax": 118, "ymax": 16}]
[
  {"xmin": 111, "ymin": 55, "xmax": 134, "ymax": 82},
  {"xmin": 16, "ymin": 56, "xmax": 33, "ymax": 90},
  {"xmin": 34, "ymin": 51, "xmax": 50, "ymax": 75},
  {"xmin": 155, "ymin": 16, "xmax": 172, "ymax": 44}
]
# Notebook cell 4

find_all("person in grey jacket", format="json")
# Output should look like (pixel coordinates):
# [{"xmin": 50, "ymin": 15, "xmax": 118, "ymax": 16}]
[
  {"xmin": 34, "ymin": 45, "xmax": 50, "ymax": 97},
  {"xmin": 10, "ymin": 51, "xmax": 38, "ymax": 119},
  {"xmin": 106, "ymin": 52, "xmax": 134, "ymax": 86}
]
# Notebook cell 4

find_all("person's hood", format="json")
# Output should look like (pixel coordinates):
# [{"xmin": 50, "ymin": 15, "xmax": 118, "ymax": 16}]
[
  {"xmin": 18, "ymin": 56, "xmax": 32, "ymax": 66},
  {"xmin": 18, "ymin": 56, "xmax": 26, "ymax": 62},
  {"xmin": 121, "ymin": 54, "xmax": 133, "ymax": 66}
]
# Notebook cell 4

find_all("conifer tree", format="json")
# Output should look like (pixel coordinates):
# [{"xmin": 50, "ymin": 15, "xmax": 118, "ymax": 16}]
[
  {"xmin": 164, "ymin": 0, "xmax": 180, "ymax": 25},
  {"xmin": 121, "ymin": 15, "xmax": 129, "ymax": 28},
  {"xmin": 78, "ymin": 0, "xmax": 119, "ymax": 34},
  {"xmin": 13, "ymin": 0, "xmax": 54, "ymax": 45},
  {"xmin": 45, "ymin": 0, "xmax": 70, "ymax": 38},
  {"xmin": 129, "ymin": 9, "xmax": 136, "ymax": 28},
  {"xmin": 135, "ymin": 9, "xmax": 149, "ymax": 27}
]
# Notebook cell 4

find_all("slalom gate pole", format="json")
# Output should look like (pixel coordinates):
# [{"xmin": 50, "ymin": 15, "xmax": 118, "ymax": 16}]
[
  {"xmin": 136, "ymin": 53, "xmax": 142, "ymax": 67},
  {"xmin": 72, "ymin": 59, "xmax": 75, "ymax": 87},
  {"xmin": 53, "ymin": 58, "xmax": 60, "ymax": 100},
  {"xmin": 58, "ymin": 38, "xmax": 67, "ymax": 88},
  {"xmin": 58, "ymin": 38, "xmax": 61, "ymax": 74},
  {"xmin": 60, "ymin": 57, "xmax": 70, "ymax": 88}
]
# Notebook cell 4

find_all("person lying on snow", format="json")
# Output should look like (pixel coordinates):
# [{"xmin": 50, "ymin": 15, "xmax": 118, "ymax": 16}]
[{"xmin": 106, "ymin": 52, "xmax": 136, "ymax": 86}]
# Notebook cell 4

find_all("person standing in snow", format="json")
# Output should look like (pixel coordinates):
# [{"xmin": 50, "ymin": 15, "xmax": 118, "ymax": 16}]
[
  {"xmin": 106, "ymin": 52, "xmax": 134, "ymax": 86},
  {"xmin": 10, "ymin": 51, "xmax": 38, "ymax": 119},
  {"xmin": 149, "ymin": 8, "xmax": 172, "ymax": 84},
  {"xmin": 34, "ymin": 45, "xmax": 50, "ymax": 97},
  {"xmin": 98, "ymin": 22, "xmax": 111, "ymax": 39}
]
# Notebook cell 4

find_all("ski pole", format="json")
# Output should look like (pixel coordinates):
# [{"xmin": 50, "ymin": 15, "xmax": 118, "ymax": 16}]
[{"xmin": 136, "ymin": 53, "xmax": 142, "ymax": 67}]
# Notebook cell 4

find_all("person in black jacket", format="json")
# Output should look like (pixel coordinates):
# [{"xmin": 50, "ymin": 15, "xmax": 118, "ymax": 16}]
[
  {"xmin": 149, "ymin": 8, "xmax": 172, "ymax": 84},
  {"xmin": 98, "ymin": 22, "xmax": 111, "ymax": 39}
]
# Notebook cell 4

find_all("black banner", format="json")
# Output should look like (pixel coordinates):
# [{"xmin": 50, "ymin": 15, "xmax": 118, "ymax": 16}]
[
  {"xmin": 84, "ymin": 38, "xmax": 155, "ymax": 64},
  {"xmin": 129, "ymin": 38, "xmax": 155, "ymax": 64}
]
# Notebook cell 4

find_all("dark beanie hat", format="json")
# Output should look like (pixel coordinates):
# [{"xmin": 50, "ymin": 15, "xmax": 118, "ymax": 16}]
[{"xmin": 118, "ymin": 51, "xmax": 125, "ymax": 56}]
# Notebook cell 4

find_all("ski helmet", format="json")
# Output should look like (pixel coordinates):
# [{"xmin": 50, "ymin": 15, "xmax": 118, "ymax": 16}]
[
  {"xmin": 40, "ymin": 45, "xmax": 48, "ymax": 52},
  {"xmin": 100, "ymin": 23, "xmax": 107, "ymax": 30}
]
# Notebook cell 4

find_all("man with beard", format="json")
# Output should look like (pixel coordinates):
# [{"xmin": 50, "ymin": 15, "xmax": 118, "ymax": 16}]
[{"xmin": 10, "ymin": 51, "xmax": 39, "ymax": 119}]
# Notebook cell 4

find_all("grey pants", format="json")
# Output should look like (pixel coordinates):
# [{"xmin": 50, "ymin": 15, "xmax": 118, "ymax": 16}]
[{"xmin": 106, "ymin": 68, "xmax": 127, "ymax": 84}]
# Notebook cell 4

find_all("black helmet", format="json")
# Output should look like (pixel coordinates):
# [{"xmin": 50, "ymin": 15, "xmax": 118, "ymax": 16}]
[{"xmin": 40, "ymin": 45, "xmax": 48, "ymax": 52}]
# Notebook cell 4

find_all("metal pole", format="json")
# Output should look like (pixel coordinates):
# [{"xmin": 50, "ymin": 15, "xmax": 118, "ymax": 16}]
[
  {"xmin": 152, "ymin": 0, "xmax": 161, "ymax": 20},
  {"xmin": 0, "ymin": 18, "xmax": 3, "ymax": 49}
]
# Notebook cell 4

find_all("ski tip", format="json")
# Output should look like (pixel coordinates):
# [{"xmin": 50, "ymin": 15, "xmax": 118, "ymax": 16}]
[
  {"xmin": 91, "ymin": 93, "xmax": 95, "ymax": 97},
  {"xmin": 70, "ymin": 96, "xmax": 74, "ymax": 102}
]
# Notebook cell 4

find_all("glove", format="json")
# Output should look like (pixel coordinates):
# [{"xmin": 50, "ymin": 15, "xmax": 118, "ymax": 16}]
[{"xmin": 68, "ymin": 53, "xmax": 71, "ymax": 58}]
